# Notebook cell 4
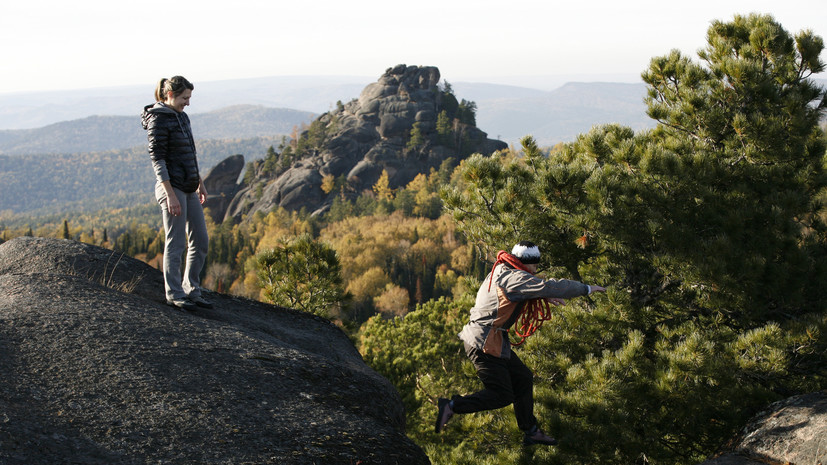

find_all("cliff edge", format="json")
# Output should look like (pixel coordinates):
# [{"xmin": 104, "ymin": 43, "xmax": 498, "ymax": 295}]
[{"xmin": 0, "ymin": 236, "xmax": 429, "ymax": 464}]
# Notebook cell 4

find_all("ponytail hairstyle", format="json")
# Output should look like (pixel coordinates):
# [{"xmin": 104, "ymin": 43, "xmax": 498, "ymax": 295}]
[{"xmin": 154, "ymin": 75, "xmax": 194, "ymax": 102}]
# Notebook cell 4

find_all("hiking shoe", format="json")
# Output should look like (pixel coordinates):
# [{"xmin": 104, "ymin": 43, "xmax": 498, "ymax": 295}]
[
  {"xmin": 167, "ymin": 298, "xmax": 198, "ymax": 311},
  {"xmin": 435, "ymin": 398, "xmax": 454, "ymax": 433},
  {"xmin": 189, "ymin": 295, "xmax": 213, "ymax": 309},
  {"xmin": 523, "ymin": 427, "xmax": 558, "ymax": 446}
]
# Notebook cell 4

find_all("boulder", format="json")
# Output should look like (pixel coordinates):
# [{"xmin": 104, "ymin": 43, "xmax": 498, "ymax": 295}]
[
  {"xmin": 0, "ymin": 237, "xmax": 429, "ymax": 465},
  {"xmin": 203, "ymin": 154, "xmax": 245, "ymax": 194},
  {"xmin": 700, "ymin": 391, "xmax": 827, "ymax": 465},
  {"xmin": 202, "ymin": 154, "xmax": 245, "ymax": 223}
]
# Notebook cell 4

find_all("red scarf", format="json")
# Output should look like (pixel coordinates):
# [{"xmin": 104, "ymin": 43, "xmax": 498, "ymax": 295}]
[{"xmin": 489, "ymin": 250, "xmax": 555, "ymax": 346}]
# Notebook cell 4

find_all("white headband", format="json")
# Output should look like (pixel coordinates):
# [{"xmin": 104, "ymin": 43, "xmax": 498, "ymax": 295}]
[{"xmin": 511, "ymin": 243, "xmax": 540, "ymax": 262}]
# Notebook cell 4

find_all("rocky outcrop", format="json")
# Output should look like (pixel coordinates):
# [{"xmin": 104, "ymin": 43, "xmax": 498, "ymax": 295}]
[
  {"xmin": 0, "ymin": 237, "xmax": 429, "ymax": 465},
  {"xmin": 202, "ymin": 153, "xmax": 245, "ymax": 223},
  {"xmin": 227, "ymin": 64, "xmax": 507, "ymax": 220},
  {"xmin": 700, "ymin": 391, "xmax": 827, "ymax": 465}
]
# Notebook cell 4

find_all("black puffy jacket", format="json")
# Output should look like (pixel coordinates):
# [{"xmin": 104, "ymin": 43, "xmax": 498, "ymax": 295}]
[{"xmin": 141, "ymin": 102, "xmax": 201, "ymax": 193}]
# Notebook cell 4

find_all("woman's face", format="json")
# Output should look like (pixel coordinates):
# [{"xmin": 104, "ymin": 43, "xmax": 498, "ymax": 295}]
[{"xmin": 166, "ymin": 88, "xmax": 192, "ymax": 112}]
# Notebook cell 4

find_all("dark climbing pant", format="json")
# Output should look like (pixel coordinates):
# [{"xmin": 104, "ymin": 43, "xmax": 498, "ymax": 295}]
[{"xmin": 451, "ymin": 343, "xmax": 537, "ymax": 432}]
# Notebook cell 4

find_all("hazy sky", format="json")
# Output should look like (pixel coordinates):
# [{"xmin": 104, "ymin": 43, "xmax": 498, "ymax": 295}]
[{"xmin": 2, "ymin": 0, "xmax": 825, "ymax": 94}]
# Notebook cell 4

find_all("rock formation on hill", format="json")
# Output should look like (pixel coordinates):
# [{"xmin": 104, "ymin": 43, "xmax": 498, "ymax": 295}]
[
  {"xmin": 700, "ymin": 391, "xmax": 827, "ymax": 465},
  {"xmin": 0, "ymin": 237, "xmax": 429, "ymax": 465},
  {"xmin": 223, "ymin": 64, "xmax": 507, "ymax": 220}
]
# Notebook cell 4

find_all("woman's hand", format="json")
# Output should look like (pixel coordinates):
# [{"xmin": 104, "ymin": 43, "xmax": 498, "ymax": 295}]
[
  {"xmin": 161, "ymin": 180, "xmax": 181, "ymax": 216},
  {"xmin": 166, "ymin": 194, "xmax": 182, "ymax": 216},
  {"xmin": 197, "ymin": 180, "xmax": 208, "ymax": 205}
]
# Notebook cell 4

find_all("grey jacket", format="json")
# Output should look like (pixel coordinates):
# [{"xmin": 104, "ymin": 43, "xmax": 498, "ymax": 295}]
[
  {"xmin": 458, "ymin": 263, "xmax": 589, "ymax": 358},
  {"xmin": 141, "ymin": 102, "xmax": 201, "ymax": 193}
]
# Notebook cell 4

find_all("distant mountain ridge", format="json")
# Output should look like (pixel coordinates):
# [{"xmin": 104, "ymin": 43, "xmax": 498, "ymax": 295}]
[
  {"xmin": 463, "ymin": 81, "xmax": 654, "ymax": 145},
  {"xmin": 2, "ymin": 75, "xmax": 824, "ymax": 149},
  {"xmin": 0, "ymin": 76, "xmax": 372, "ymax": 130},
  {"xmin": 0, "ymin": 105, "xmax": 314, "ymax": 155},
  {"xmin": 0, "ymin": 74, "xmax": 660, "ymax": 150},
  {"xmin": 0, "ymin": 81, "xmax": 653, "ymax": 154}
]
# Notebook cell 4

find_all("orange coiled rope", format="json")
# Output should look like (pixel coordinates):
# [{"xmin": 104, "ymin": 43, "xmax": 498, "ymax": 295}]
[
  {"xmin": 488, "ymin": 250, "xmax": 555, "ymax": 346},
  {"xmin": 511, "ymin": 298, "xmax": 554, "ymax": 346}
]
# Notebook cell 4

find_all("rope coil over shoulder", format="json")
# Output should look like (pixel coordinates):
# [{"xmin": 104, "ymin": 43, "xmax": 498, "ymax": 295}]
[{"xmin": 489, "ymin": 250, "xmax": 556, "ymax": 346}]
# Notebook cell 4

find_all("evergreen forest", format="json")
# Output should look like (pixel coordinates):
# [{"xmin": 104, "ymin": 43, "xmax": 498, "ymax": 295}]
[{"xmin": 1, "ymin": 14, "xmax": 826, "ymax": 465}]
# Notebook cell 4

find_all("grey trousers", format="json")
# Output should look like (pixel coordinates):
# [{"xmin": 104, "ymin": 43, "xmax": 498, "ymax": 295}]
[{"xmin": 156, "ymin": 184, "xmax": 209, "ymax": 301}]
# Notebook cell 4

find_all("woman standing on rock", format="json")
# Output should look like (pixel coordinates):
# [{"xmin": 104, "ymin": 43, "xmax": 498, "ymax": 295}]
[{"xmin": 141, "ymin": 76, "xmax": 211, "ymax": 311}]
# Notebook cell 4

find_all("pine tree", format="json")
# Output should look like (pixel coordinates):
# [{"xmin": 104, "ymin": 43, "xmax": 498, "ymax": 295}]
[
  {"xmin": 261, "ymin": 145, "xmax": 279, "ymax": 177},
  {"xmin": 440, "ymin": 13, "xmax": 827, "ymax": 465},
  {"xmin": 456, "ymin": 99, "xmax": 477, "ymax": 126},
  {"xmin": 407, "ymin": 121, "xmax": 425, "ymax": 150},
  {"xmin": 256, "ymin": 234, "xmax": 350, "ymax": 318},
  {"xmin": 436, "ymin": 110, "xmax": 453, "ymax": 147}
]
